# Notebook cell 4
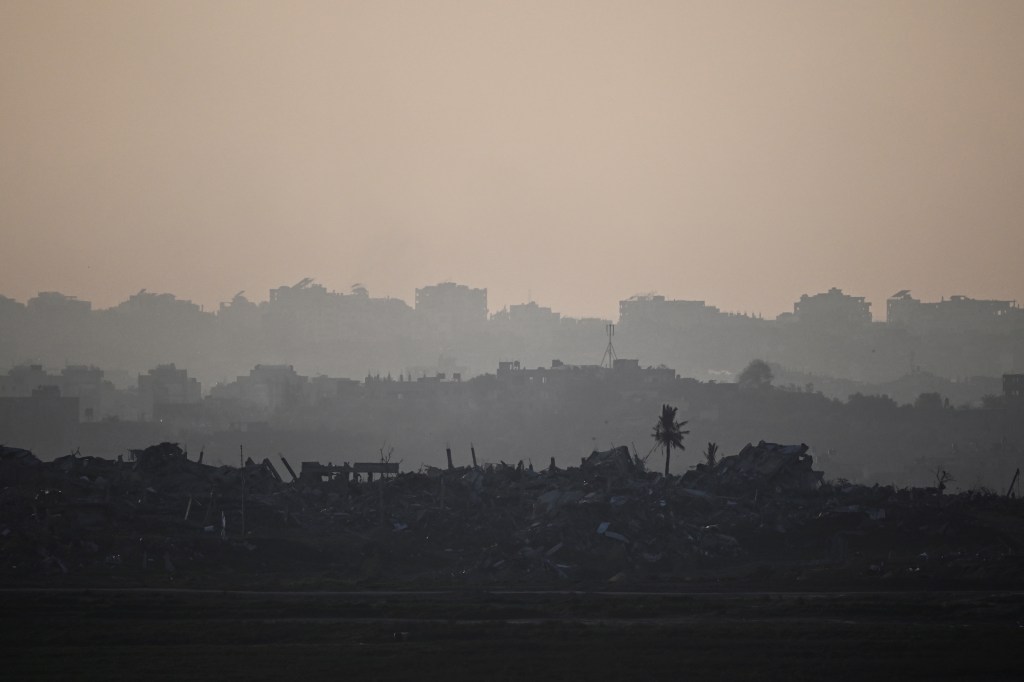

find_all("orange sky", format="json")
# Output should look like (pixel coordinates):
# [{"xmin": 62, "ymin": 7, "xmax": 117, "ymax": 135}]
[{"xmin": 2, "ymin": 1, "xmax": 1023, "ymax": 320}]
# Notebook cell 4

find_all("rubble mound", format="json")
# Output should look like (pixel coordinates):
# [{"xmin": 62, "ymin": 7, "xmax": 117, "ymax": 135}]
[
  {"xmin": 681, "ymin": 441, "xmax": 824, "ymax": 495},
  {"xmin": 2, "ymin": 442, "xmax": 1023, "ymax": 589}
]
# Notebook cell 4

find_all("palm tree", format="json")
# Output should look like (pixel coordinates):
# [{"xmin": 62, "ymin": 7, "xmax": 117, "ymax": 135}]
[
  {"xmin": 652, "ymin": 404, "xmax": 689, "ymax": 477},
  {"xmin": 703, "ymin": 442, "xmax": 719, "ymax": 469}
]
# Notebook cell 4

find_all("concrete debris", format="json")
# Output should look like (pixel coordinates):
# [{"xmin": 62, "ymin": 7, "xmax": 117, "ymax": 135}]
[
  {"xmin": 680, "ymin": 441, "xmax": 824, "ymax": 494},
  {"xmin": 1, "ymin": 440, "xmax": 1024, "ymax": 588}
]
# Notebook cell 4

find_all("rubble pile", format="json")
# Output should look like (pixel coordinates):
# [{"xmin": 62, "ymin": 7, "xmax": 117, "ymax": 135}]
[
  {"xmin": 680, "ymin": 441, "xmax": 824, "ymax": 494},
  {"xmin": 2, "ymin": 441, "xmax": 1024, "ymax": 588}
]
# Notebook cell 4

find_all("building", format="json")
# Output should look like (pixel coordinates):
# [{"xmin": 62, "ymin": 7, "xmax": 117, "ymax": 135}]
[
  {"xmin": 59, "ymin": 365, "xmax": 107, "ymax": 421},
  {"xmin": 505, "ymin": 301, "xmax": 560, "ymax": 324},
  {"xmin": 415, "ymin": 282, "xmax": 488, "ymax": 330},
  {"xmin": 793, "ymin": 288, "xmax": 872, "ymax": 326},
  {"xmin": 1004, "ymin": 374, "xmax": 1024, "ymax": 400},
  {"xmin": 491, "ymin": 301, "xmax": 562, "ymax": 336},
  {"xmin": 268, "ymin": 278, "xmax": 332, "ymax": 309},
  {"xmin": 26, "ymin": 291, "xmax": 91, "ymax": 316},
  {"xmin": 209, "ymin": 364, "xmax": 306, "ymax": 413},
  {"xmin": 888, "ymin": 291, "xmax": 1022, "ymax": 332},
  {"xmin": 0, "ymin": 295, "xmax": 26, "ymax": 318},
  {"xmin": 138, "ymin": 364, "xmax": 202, "ymax": 420},
  {"xmin": 115, "ymin": 290, "xmax": 202, "ymax": 316},
  {"xmin": 618, "ymin": 295, "xmax": 722, "ymax": 329},
  {"xmin": 0, "ymin": 364, "xmax": 136, "ymax": 421},
  {"xmin": 307, "ymin": 375, "xmax": 361, "ymax": 403},
  {"xmin": 0, "ymin": 365, "xmax": 53, "ymax": 397}
]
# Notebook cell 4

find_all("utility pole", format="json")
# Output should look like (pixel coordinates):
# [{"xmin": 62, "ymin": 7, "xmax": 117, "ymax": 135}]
[{"xmin": 240, "ymin": 444, "xmax": 246, "ymax": 537}]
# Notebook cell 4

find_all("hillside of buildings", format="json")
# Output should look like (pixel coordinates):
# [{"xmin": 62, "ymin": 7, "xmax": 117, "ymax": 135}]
[
  {"xmin": 3, "ymin": 354, "xmax": 1024, "ymax": 492},
  {"xmin": 1, "ymin": 282, "xmax": 1022, "ymax": 390},
  {"xmin": 3, "ymin": 281, "xmax": 1023, "ymax": 491}
]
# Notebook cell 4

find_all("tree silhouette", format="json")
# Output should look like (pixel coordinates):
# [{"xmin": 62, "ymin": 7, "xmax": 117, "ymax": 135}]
[
  {"xmin": 652, "ymin": 403, "xmax": 689, "ymax": 477},
  {"xmin": 703, "ymin": 442, "xmax": 719, "ymax": 468}
]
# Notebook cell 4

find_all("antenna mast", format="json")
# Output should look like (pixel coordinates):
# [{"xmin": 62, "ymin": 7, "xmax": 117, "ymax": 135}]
[{"xmin": 601, "ymin": 323, "xmax": 618, "ymax": 368}]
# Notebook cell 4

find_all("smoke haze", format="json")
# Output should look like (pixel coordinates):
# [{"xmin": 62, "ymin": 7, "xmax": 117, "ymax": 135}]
[{"xmin": 3, "ymin": 1, "xmax": 1024, "ymax": 319}]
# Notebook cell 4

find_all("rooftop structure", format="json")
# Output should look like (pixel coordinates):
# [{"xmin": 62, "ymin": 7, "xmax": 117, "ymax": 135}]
[
  {"xmin": 793, "ymin": 288, "xmax": 871, "ymax": 326},
  {"xmin": 495, "ymin": 358, "xmax": 675, "ymax": 387},
  {"xmin": 887, "ymin": 291, "xmax": 1021, "ymax": 331},
  {"xmin": 27, "ymin": 291, "xmax": 91, "ymax": 315},
  {"xmin": 618, "ymin": 295, "xmax": 721, "ymax": 328},
  {"xmin": 415, "ymin": 282, "xmax": 488, "ymax": 329},
  {"xmin": 115, "ymin": 290, "xmax": 202, "ymax": 315},
  {"xmin": 139, "ymin": 364, "xmax": 202, "ymax": 413}
]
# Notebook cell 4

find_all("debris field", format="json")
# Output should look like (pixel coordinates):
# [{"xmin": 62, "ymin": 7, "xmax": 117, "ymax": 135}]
[{"xmin": 2, "ymin": 441, "xmax": 1023, "ymax": 588}]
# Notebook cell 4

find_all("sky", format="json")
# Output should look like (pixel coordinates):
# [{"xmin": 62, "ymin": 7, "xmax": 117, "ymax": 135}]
[{"xmin": 2, "ymin": 1, "xmax": 1024, "ymax": 320}]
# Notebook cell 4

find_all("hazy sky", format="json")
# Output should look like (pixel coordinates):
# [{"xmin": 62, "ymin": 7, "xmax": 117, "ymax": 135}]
[{"xmin": 2, "ymin": 1, "xmax": 1023, "ymax": 320}]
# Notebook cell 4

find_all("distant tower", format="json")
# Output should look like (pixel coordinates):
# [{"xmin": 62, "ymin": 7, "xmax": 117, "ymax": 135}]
[{"xmin": 601, "ymin": 323, "xmax": 618, "ymax": 368}]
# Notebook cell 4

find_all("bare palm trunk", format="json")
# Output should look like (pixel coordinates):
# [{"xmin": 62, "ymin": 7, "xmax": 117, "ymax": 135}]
[{"xmin": 664, "ymin": 444, "xmax": 671, "ymax": 477}]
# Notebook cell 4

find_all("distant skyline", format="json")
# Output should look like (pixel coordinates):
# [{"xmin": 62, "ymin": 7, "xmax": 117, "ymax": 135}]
[
  {"xmin": 2, "ymin": 279, "xmax": 1021, "ymax": 325},
  {"xmin": 3, "ymin": 1, "xmax": 1024, "ymax": 321}
]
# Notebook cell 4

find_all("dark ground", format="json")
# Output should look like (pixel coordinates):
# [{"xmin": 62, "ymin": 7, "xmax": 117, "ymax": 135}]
[
  {"xmin": 5, "ymin": 444, "xmax": 1024, "ymax": 678},
  {"xmin": 4, "ymin": 588, "xmax": 1023, "ymax": 681}
]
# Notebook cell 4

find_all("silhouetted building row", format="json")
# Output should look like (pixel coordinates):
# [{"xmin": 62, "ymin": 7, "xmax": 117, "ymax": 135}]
[
  {"xmin": 1, "ymin": 282, "xmax": 1022, "ymax": 385},
  {"xmin": 496, "ymin": 357, "xmax": 676, "ymax": 388},
  {"xmin": 0, "ymin": 364, "xmax": 127, "ymax": 421},
  {"xmin": 888, "ymin": 290, "xmax": 1023, "ymax": 333}
]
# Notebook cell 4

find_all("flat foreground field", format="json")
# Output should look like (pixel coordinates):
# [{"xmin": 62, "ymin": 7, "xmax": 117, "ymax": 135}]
[{"xmin": 4, "ymin": 588, "xmax": 1023, "ymax": 680}]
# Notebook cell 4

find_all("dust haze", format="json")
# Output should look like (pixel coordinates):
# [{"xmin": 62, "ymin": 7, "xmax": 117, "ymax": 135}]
[
  {"xmin": 3, "ymin": 3, "xmax": 1024, "ymax": 679},
  {"xmin": 3, "ymin": 1, "xmax": 1024, "ymax": 318}
]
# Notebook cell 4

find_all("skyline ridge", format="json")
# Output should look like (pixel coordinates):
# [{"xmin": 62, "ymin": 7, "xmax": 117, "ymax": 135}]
[{"xmin": 4, "ymin": 279, "xmax": 1020, "ymax": 324}]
